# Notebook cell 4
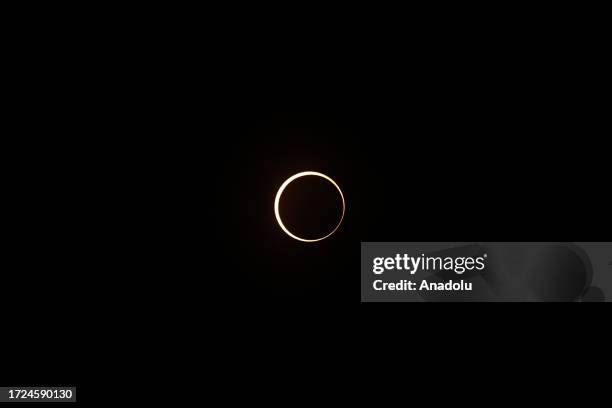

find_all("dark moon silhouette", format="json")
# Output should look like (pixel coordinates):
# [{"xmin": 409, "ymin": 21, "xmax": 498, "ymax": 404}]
[{"xmin": 277, "ymin": 174, "xmax": 344, "ymax": 241}]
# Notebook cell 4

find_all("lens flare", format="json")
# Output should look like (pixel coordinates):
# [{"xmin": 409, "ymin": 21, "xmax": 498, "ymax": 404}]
[{"xmin": 274, "ymin": 171, "xmax": 345, "ymax": 242}]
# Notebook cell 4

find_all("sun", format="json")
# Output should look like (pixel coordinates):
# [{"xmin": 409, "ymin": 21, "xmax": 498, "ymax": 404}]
[{"xmin": 274, "ymin": 171, "xmax": 345, "ymax": 242}]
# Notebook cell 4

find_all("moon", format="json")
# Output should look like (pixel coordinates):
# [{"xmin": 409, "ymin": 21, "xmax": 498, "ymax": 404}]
[{"xmin": 274, "ymin": 171, "xmax": 345, "ymax": 242}]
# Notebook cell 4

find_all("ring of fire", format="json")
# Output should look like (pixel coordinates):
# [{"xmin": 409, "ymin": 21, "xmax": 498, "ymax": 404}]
[{"xmin": 274, "ymin": 171, "xmax": 345, "ymax": 242}]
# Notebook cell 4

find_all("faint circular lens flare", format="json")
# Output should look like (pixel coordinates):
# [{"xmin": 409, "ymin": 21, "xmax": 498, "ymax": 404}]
[{"xmin": 274, "ymin": 171, "xmax": 345, "ymax": 242}]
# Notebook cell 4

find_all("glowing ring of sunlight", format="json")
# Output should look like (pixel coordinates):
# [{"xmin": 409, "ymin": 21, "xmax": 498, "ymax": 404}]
[{"xmin": 274, "ymin": 171, "xmax": 345, "ymax": 242}]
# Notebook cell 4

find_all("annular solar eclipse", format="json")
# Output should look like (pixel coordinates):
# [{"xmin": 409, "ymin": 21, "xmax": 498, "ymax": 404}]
[{"xmin": 274, "ymin": 171, "xmax": 345, "ymax": 242}]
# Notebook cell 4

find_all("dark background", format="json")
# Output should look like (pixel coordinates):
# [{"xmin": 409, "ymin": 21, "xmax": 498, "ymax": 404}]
[{"xmin": 3, "ymin": 12, "xmax": 610, "ymax": 403}]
